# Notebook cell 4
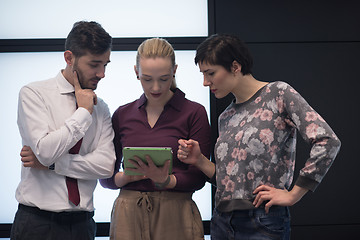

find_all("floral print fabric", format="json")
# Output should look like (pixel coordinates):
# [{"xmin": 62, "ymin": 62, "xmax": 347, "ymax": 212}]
[{"xmin": 214, "ymin": 81, "xmax": 341, "ymax": 209}]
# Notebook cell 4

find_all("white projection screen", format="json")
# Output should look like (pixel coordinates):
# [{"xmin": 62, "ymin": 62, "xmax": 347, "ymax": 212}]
[
  {"xmin": 0, "ymin": 0, "xmax": 211, "ymax": 223},
  {"xmin": 0, "ymin": 0, "xmax": 208, "ymax": 39}
]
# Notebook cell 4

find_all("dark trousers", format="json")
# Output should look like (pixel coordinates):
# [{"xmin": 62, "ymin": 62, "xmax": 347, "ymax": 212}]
[
  {"xmin": 10, "ymin": 204, "xmax": 96, "ymax": 240},
  {"xmin": 211, "ymin": 206, "xmax": 291, "ymax": 240}
]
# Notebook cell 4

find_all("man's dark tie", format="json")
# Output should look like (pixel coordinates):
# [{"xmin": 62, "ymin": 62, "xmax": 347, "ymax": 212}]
[
  {"xmin": 66, "ymin": 100, "xmax": 82, "ymax": 206},
  {"xmin": 66, "ymin": 138, "xmax": 82, "ymax": 206}
]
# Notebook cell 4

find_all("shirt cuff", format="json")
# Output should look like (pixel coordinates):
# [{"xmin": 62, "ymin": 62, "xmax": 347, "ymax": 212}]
[
  {"xmin": 73, "ymin": 107, "xmax": 92, "ymax": 134},
  {"xmin": 295, "ymin": 175, "xmax": 319, "ymax": 192},
  {"xmin": 54, "ymin": 153, "xmax": 71, "ymax": 176}
]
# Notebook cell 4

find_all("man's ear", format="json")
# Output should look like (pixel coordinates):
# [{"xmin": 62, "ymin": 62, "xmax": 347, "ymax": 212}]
[
  {"xmin": 64, "ymin": 50, "xmax": 74, "ymax": 65},
  {"xmin": 231, "ymin": 60, "xmax": 242, "ymax": 74}
]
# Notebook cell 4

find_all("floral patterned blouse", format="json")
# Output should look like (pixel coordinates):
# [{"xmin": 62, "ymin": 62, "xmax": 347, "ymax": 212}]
[{"xmin": 214, "ymin": 81, "xmax": 341, "ymax": 212}]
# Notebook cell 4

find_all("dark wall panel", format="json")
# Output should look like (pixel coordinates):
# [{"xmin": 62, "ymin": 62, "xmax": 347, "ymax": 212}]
[
  {"xmin": 214, "ymin": 0, "xmax": 360, "ymax": 42},
  {"xmin": 249, "ymin": 42, "xmax": 359, "ymax": 225},
  {"xmin": 213, "ymin": 0, "xmax": 360, "ymax": 238}
]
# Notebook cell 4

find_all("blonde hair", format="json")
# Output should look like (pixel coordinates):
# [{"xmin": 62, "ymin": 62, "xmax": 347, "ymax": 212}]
[{"xmin": 136, "ymin": 38, "xmax": 177, "ymax": 90}]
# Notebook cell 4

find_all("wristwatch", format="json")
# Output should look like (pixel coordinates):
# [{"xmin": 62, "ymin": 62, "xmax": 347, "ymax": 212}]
[{"xmin": 154, "ymin": 175, "xmax": 171, "ymax": 189}]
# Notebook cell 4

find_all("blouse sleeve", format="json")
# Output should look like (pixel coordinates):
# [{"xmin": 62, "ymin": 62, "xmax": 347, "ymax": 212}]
[
  {"xmin": 282, "ymin": 83, "xmax": 341, "ymax": 191},
  {"xmin": 172, "ymin": 105, "xmax": 212, "ymax": 191}
]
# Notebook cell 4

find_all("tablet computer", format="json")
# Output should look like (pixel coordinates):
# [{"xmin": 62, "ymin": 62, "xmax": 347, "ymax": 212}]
[{"xmin": 122, "ymin": 147, "xmax": 173, "ymax": 175}]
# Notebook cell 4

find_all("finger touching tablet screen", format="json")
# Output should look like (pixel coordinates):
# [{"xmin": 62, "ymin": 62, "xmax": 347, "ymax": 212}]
[{"xmin": 122, "ymin": 147, "xmax": 173, "ymax": 175}]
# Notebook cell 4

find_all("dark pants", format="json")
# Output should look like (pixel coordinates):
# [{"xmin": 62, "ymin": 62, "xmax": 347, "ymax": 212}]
[
  {"xmin": 10, "ymin": 204, "xmax": 96, "ymax": 240},
  {"xmin": 211, "ymin": 206, "xmax": 291, "ymax": 240}
]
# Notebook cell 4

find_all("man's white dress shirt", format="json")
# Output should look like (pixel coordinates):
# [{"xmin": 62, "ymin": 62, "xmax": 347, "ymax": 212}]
[{"xmin": 16, "ymin": 71, "xmax": 116, "ymax": 212}]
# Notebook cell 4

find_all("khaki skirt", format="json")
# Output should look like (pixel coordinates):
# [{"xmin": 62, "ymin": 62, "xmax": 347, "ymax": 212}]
[{"xmin": 109, "ymin": 189, "xmax": 204, "ymax": 240}]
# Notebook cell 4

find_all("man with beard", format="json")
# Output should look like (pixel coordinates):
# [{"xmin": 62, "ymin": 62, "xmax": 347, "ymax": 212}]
[{"xmin": 11, "ymin": 21, "xmax": 116, "ymax": 240}]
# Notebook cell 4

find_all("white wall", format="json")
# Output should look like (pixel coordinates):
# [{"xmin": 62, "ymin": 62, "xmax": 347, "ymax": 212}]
[
  {"xmin": 0, "ymin": 0, "xmax": 210, "ymax": 223},
  {"xmin": 0, "ymin": 50, "xmax": 212, "ymax": 223}
]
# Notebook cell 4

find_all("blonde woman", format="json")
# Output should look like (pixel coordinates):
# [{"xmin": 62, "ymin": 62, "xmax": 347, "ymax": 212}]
[{"xmin": 100, "ymin": 38, "xmax": 211, "ymax": 240}]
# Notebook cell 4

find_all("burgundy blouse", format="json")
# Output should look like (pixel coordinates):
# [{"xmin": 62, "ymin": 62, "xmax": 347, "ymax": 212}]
[{"xmin": 100, "ymin": 88, "xmax": 211, "ymax": 192}]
